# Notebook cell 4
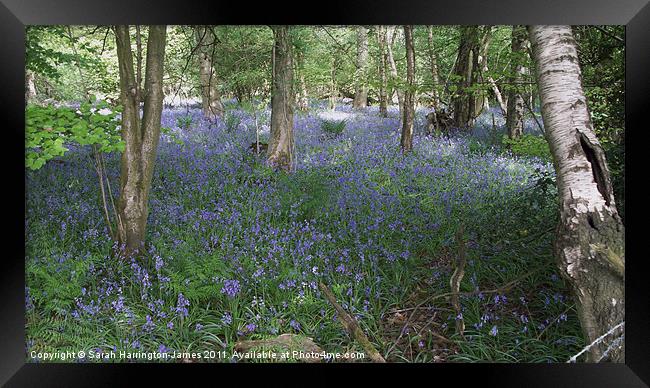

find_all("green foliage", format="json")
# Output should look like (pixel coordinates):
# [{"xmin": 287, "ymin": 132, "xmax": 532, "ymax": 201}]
[
  {"xmin": 224, "ymin": 111, "xmax": 242, "ymax": 133},
  {"xmin": 161, "ymin": 126, "xmax": 184, "ymax": 146},
  {"xmin": 26, "ymin": 26, "xmax": 110, "ymax": 101},
  {"xmin": 26, "ymin": 26, "xmax": 79, "ymax": 80},
  {"xmin": 574, "ymin": 26, "xmax": 625, "ymax": 220},
  {"xmin": 25, "ymin": 97, "xmax": 124, "ymax": 170},
  {"xmin": 502, "ymin": 134, "xmax": 551, "ymax": 160},
  {"xmin": 467, "ymin": 138, "xmax": 491, "ymax": 155},
  {"xmin": 175, "ymin": 114, "xmax": 194, "ymax": 131},
  {"xmin": 320, "ymin": 119, "xmax": 346, "ymax": 137},
  {"xmin": 212, "ymin": 26, "xmax": 274, "ymax": 102}
]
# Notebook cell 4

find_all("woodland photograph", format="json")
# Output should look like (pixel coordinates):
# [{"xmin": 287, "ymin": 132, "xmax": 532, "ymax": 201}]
[{"xmin": 25, "ymin": 25, "xmax": 625, "ymax": 363}]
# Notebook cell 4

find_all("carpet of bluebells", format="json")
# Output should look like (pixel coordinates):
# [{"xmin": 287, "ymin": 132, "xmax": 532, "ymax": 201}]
[{"xmin": 25, "ymin": 100, "xmax": 585, "ymax": 363}]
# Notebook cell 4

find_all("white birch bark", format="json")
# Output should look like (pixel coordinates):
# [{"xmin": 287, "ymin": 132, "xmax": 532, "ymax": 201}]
[{"xmin": 529, "ymin": 25, "xmax": 625, "ymax": 362}]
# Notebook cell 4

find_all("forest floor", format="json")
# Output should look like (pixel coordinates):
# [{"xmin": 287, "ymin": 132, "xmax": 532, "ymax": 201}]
[{"xmin": 25, "ymin": 100, "xmax": 585, "ymax": 363}]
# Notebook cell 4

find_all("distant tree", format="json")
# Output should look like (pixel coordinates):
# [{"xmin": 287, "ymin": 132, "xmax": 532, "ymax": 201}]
[
  {"xmin": 353, "ymin": 26, "xmax": 369, "ymax": 109},
  {"xmin": 385, "ymin": 26, "xmax": 404, "ymax": 116},
  {"xmin": 426, "ymin": 26, "xmax": 441, "ymax": 111},
  {"xmin": 474, "ymin": 26, "xmax": 492, "ymax": 117},
  {"xmin": 376, "ymin": 26, "xmax": 389, "ymax": 117},
  {"xmin": 295, "ymin": 50, "xmax": 309, "ymax": 111},
  {"xmin": 400, "ymin": 25, "xmax": 415, "ymax": 153},
  {"xmin": 506, "ymin": 25, "xmax": 528, "ymax": 139},
  {"xmin": 268, "ymin": 26, "xmax": 295, "ymax": 171},
  {"xmin": 529, "ymin": 25, "xmax": 625, "ymax": 362},
  {"xmin": 114, "ymin": 25, "xmax": 167, "ymax": 256},
  {"xmin": 195, "ymin": 26, "xmax": 224, "ymax": 118},
  {"xmin": 451, "ymin": 26, "xmax": 480, "ymax": 129}
]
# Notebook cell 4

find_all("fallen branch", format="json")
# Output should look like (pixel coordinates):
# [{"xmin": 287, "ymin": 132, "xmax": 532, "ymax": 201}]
[
  {"xmin": 319, "ymin": 282, "xmax": 386, "ymax": 363},
  {"xmin": 384, "ymin": 267, "xmax": 543, "ymax": 358},
  {"xmin": 450, "ymin": 224, "xmax": 467, "ymax": 338}
]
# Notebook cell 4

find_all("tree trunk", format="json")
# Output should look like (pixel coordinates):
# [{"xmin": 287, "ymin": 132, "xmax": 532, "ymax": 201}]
[
  {"xmin": 195, "ymin": 26, "xmax": 224, "ymax": 118},
  {"xmin": 529, "ymin": 25, "xmax": 625, "ymax": 362},
  {"xmin": 426, "ymin": 26, "xmax": 441, "ymax": 110},
  {"xmin": 451, "ymin": 26, "xmax": 480, "ymax": 129},
  {"xmin": 25, "ymin": 70, "xmax": 37, "ymax": 104},
  {"xmin": 353, "ymin": 26, "xmax": 369, "ymax": 109},
  {"xmin": 114, "ymin": 25, "xmax": 167, "ymax": 257},
  {"xmin": 329, "ymin": 56, "xmax": 338, "ymax": 110},
  {"xmin": 268, "ymin": 26, "xmax": 294, "ymax": 171},
  {"xmin": 489, "ymin": 75, "xmax": 508, "ymax": 116},
  {"xmin": 386, "ymin": 26, "xmax": 404, "ymax": 116},
  {"xmin": 376, "ymin": 26, "xmax": 389, "ymax": 117},
  {"xmin": 506, "ymin": 25, "xmax": 528, "ymax": 138},
  {"xmin": 474, "ymin": 26, "xmax": 492, "ymax": 118},
  {"xmin": 135, "ymin": 26, "xmax": 144, "ymax": 103},
  {"xmin": 400, "ymin": 25, "xmax": 415, "ymax": 153}
]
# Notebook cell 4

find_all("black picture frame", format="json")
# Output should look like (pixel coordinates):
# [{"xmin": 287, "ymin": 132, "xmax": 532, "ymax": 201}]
[{"xmin": 2, "ymin": 0, "xmax": 648, "ymax": 385}]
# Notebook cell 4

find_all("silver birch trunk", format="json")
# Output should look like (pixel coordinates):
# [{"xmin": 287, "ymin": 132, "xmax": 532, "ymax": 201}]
[
  {"xmin": 489, "ymin": 75, "xmax": 508, "ymax": 116},
  {"xmin": 529, "ymin": 25, "xmax": 625, "ymax": 362}
]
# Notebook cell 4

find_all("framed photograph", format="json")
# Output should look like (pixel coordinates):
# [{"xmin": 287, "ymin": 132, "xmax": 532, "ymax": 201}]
[{"xmin": 2, "ymin": 0, "xmax": 647, "ymax": 385}]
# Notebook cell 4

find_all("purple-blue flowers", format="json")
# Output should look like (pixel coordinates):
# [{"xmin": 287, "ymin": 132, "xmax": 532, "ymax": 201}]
[
  {"xmin": 221, "ymin": 312, "xmax": 232, "ymax": 326},
  {"xmin": 175, "ymin": 293, "xmax": 190, "ymax": 317},
  {"xmin": 221, "ymin": 279, "xmax": 241, "ymax": 298}
]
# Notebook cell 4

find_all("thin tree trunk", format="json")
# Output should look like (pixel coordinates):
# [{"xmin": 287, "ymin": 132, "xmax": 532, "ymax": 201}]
[
  {"xmin": 376, "ymin": 26, "xmax": 389, "ymax": 117},
  {"xmin": 353, "ymin": 26, "xmax": 369, "ymax": 109},
  {"xmin": 329, "ymin": 57, "xmax": 337, "ymax": 110},
  {"xmin": 451, "ymin": 26, "xmax": 480, "ymax": 129},
  {"xmin": 474, "ymin": 26, "xmax": 492, "ymax": 118},
  {"xmin": 268, "ymin": 26, "xmax": 294, "ymax": 171},
  {"xmin": 386, "ymin": 26, "xmax": 404, "ymax": 116},
  {"xmin": 427, "ymin": 26, "xmax": 441, "ymax": 110},
  {"xmin": 506, "ymin": 25, "xmax": 527, "ymax": 138},
  {"xmin": 489, "ymin": 75, "xmax": 508, "ymax": 116},
  {"xmin": 529, "ymin": 25, "xmax": 625, "ymax": 362},
  {"xmin": 195, "ymin": 26, "xmax": 224, "ymax": 118},
  {"xmin": 400, "ymin": 25, "xmax": 415, "ymax": 153},
  {"xmin": 115, "ymin": 25, "xmax": 167, "ymax": 257}
]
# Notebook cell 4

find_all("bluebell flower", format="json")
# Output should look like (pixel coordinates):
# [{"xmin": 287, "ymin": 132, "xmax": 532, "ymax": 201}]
[{"xmin": 221, "ymin": 279, "xmax": 241, "ymax": 298}]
